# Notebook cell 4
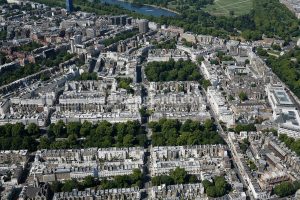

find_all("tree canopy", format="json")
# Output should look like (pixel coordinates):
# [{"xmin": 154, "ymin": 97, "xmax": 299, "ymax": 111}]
[
  {"xmin": 0, "ymin": 123, "xmax": 39, "ymax": 151},
  {"xmin": 100, "ymin": 169, "xmax": 144, "ymax": 189},
  {"xmin": 50, "ymin": 169, "xmax": 144, "ymax": 193},
  {"xmin": 78, "ymin": 72, "xmax": 98, "ymax": 80},
  {"xmin": 13, "ymin": 42, "xmax": 42, "ymax": 52},
  {"xmin": 274, "ymin": 181, "xmax": 300, "ymax": 197},
  {"xmin": 45, "ymin": 120, "xmax": 147, "ymax": 149},
  {"xmin": 153, "ymin": 39, "xmax": 177, "ymax": 49},
  {"xmin": 102, "ymin": 29, "xmax": 139, "ymax": 47},
  {"xmin": 234, "ymin": 123, "xmax": 257, "ymax": 133},
  {"xmin": 151, "ymin": 167, "xmax": 198, "ymax": 186},
  {"xmin": 150, "ymin": 119, "xmax": 225, "ymax": 146},
  {"xmin": 0, "ymin": 50, "xmax": 74, "ymax": 87},
  {"xmin": 203, "ymin": 176, "xmax": 231, "ymax": 197},
  {"xmin": 117, "ymin": 77, "xmax": 134, "ymax": 94},
  {"xmin": 279, "ymin": 134, "xmax": 300, "ymax": 156},
  {"xmin": 238, "ymin": 91, "xmax": 248, "ymax": 101},
  {"xmin": 0, "ymin": 120, "xmax": 148, "ymax": 151},
  {"xmin": 145, "ymin": 59, "xmax": 202, "ymax": 82},
  {"xmin": 266, "ymin": 47, "xmax": 300, "ymax": 98},
  {"xmin": 31, "ymin": 0, "xmax": 300, "ymax": 41}
]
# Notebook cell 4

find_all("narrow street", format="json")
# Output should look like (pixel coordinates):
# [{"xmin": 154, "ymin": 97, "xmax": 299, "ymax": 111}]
[
  {"xmin": 141, "ymin": 121, "xmax": 152, "ymax": 199},
  {"xmin": 139, "ymin": 71, "xmax": 152, "ymax": 198},
  {"xmin": 200, "ymin": 79, "xmax": 254, "ymax": 200}
]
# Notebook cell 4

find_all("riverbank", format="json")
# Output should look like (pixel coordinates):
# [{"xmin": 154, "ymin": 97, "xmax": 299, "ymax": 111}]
[
  {"xmin": 117, "ymin": 0, "xmax": 180, "ymax": 15},
  {"xmin": 143, "ymin": 4, "xmax": 181, "ymax": 15}
]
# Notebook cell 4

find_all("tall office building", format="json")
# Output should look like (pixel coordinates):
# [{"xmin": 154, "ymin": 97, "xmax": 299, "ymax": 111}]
[
  {"xmin": 66, "ymin": 0, "xmax": 73, "ymax": 12},
  {"xmin": 138, "ymin": 19, "xmax": 149, "ymax": 33}
]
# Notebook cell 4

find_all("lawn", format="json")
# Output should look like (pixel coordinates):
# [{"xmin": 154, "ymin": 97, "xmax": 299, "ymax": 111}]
[{"xmin": 204, "ymin": 0, "xmax": 253, "ymax": 17}]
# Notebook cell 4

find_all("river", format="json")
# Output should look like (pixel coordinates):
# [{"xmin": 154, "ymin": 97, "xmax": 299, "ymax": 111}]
[{"xmin": 101, "ymin": 0, "xmax": 178, "ymax": 17}]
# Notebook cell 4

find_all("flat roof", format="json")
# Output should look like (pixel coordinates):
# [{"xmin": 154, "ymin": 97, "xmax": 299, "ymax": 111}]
[{"xmin": 273, "ymin": 88, "xmax": 293, "ymax": 105}]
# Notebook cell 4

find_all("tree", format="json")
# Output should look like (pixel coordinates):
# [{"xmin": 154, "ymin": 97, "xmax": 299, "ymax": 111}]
[
  {"xmin": 27, "ymin": 123, "xmax": 40, "ymax": 136},
  {"xmin": 152, "ymin": 175, "xmax": 174, "ymax": 186},
  {"xmin": 170, "ymin": 167, "xmax": 188, "ymax": 184},
  {"xmin": 206, "ymin": 186, "xmax": 218, "ymax": 197},
  {"xmin": 80, "ymin": 121, "xmax": 93, "ymax": 136},
  {"xmin": 51, "ymin": 181, "xmax": 62, "ymax": 193},
  {"xmin": 274, "ymin": 182, "xmax": 296, "ymax": 197},
  {"xmin": 67, "ymin": 122, "xmax": 81, "ymax": 136},
  {"xmin": 202, "ymin": 179, "xmax": 213, "ymax": 188},
  {"xmin": 203, "ymin": 176, "xmax": 230, "ymax": 197},
  {"xmin": 126, "ymin": 121, "xmax": 141, "ymax": 136},
  {"xmin": 11, "ymin": 137, "xmax": 22, "ymax": 150},
  {"xmin": 38, "ymin": 137, "xmax": 50, "ymax": 149},
  {"xmin": 161, "ymin": 119, "xmax": 180, "ymax": 133},
  {"xmin": 136, "ymin": 134, "xmax": 147, "ymax": 147},
  {"xmin": 197, "ymin": 56, "xmax": 204, "ymax": 64},
  {"xmin": 123, "ymin": 134, "xmax": 134, "ymax": 147},
  {"xmin": 22, "ymin": 136, "xmax": 38, "ymax": 152},
  {"xmin": 50, "ymin": 140, "xmax": 69, "ymax": 149},
  {"xmin": 61, "ymin": 179, "xmax": 81, "ymax": 192},
  {"xmin": 176, "ymin": 132, "xmax": 190, "ymax": 145},
  {"xmin": 117, "ymin": 78, "xmax": 133, "ymax": 94},
  {"xmin": 82, "ymin": 176, "xmax": 96, "ymax": 188},
  {"xmin": 148, "ymin": 122, "xmax": 161, "ymax": 132},
  {"xmin": 239, "ymin": 91, "xmax": 248, "ymax": 101},
  {"xmin": 98, "ymin": 169, "xmax": 143, "ymax": 190},
  {"xmin": 3, "ymin": 123, "xmax": 13, "ymax": 137},
  {"xmin": 114, "ymin": 175, "xmax": 131, "ymax": 188},
  {"xmin": 145, "ymin": 59, "xmax": 201, "ymax": 82},
  {"xmin": 96, "ymin": 121, "xmax": 113, "ymax": 136},
  {"xmin": 100, "ymin": 179, "xmax": 117, "ymax": 190},
  {"xmin": 228, "ymin": 95, "xmax": 235, "ymax": 101},
  {"xmin": 152, "ymin": 168, "xmax": 198, "ymax": 186},
  {"xmin": 204, "ymin": 119, "xmax": 214, "ymax": 131},
  {"xmin": 131, "ymin": 169, "xmax": 142, "ymax": 183},
  {"xmin": 68, "ymin": 134, "xmax": 78, "ymax": 148},
  {"xmin": 215, "ymin": 176, "xmax": 227, "ymax": 188},
  {"xmin": 151, "ymin": 119, "xmax": 223, "ymax": 146},
  {"xmin": 151, "ymin": 133, "xmax": 165, "ymax": 146},
  {"xmin": 188, "ymin": 175, "xmax": 198, "ymax": 183},
  {"xmin": 265, "ymin": 48, "xmax": 300, "ymax": 99},
  {"xmin": 100, "ymin": 136, "xmax": 113, "ymax": 148},
  {"xmin": 279, "ymin": 134, "xmax": 300, "ymax": 156},
  {"xmin": 11, "ymin": 123, "xmax": 25, "ymax": 137},
  {"xmin": 83, "ymin": 121, "xmax": 146, "ymax": 148},
  {"xmin": 139, "ymin": 107, "xmax": 151, "ymax": 118},
  {"xmin": 130, "ymin": 169, "xmax": 143, "ymax": 187},
  {"xmin": 239, "ymin": 138, "xmax": 250, "ymax": 153},
  {"xmin": 256, "ymin": 47, "xmax": 268, "ymax": 57},
  {"xmin": 53, "ymin": 120, "xmax": 66, "ymax": 138},
  {"xmin": 180, "ymin": 119, "xmax": 194, "ymax": 132},
  {"xmin": 165, "ymin": 129, "xmax": 178, "ymax": 146},
  {"xmin": 0, "ymin": 137, "xmax": 11, "ymax": 150},
  {"xmin": 201, "ymin": 79, "xmax": 212, "ymax": 90},
  {"xmin": 272, "ymin": 44, "xmax": 281, "ymax": 51},
  {"xmin": 187, "ymin": 132, "xmax": 201, "ymax": 145},
  {"xmin": 235, "ymin": 124, "xmax": 256, "ymax": 133},
  {"xmin": 116, "ymin": 123, "xmax": 127, "ymax": 137}
]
